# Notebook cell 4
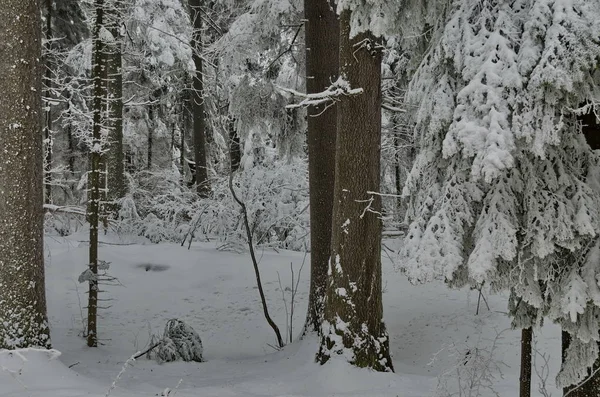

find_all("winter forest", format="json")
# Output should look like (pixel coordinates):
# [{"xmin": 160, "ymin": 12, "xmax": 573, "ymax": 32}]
[{"xmin": 1, "ymin": 0, "xmax": 600, "ymax": 396}]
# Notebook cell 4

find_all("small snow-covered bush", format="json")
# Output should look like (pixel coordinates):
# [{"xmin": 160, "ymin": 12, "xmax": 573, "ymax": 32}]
[{"xmin": 152, "ymin": 319, "xmax": 203, "ymax": 363}]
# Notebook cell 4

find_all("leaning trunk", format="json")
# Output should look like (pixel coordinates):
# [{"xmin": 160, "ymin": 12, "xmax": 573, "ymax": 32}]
[
  {"xmin": 304, "ymin": 0, "xmax": 340, "ymax": 334},
  {"xmin": 0, "ymin": 0, "xmax": 51, "ymax": 349},
  {"xmin": 317, "ymin": 10, "xmax": 393, "ymax": 372}
]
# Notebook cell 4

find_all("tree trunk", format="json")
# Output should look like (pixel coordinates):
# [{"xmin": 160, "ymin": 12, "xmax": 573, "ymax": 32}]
[
  {"xmin": 87, "ymin": 0, "xmax": 108, "ymax": 348},
  {"xmin": 317, "ymin": 10, "xmax": 393, "ymax": 372},
  {"xmin": 44, "ymin": 0, "xmax": 53, "ymax": 204},
  {"xmin": 304, "ymin": 0, "xmax": 339, "ymax": 334},
  {"xmin": 67, "ymin": 103, "xmax": 76, "ymax": 174},
  {"xmin": 105, "ymin": 0, "xmax": 126, "ymax": 207},
  {"xmin": 228, "ymin": 117, "xmax": 241, "ymax": 172},
  {"xmin": 0, "ymin": 0, "xmax": 51, "ymax": 349},
  {"xmin": 189, "ymin": 0, "xmax": 210, "ymax": 196},
  {"xmin": 520, "ymin": 327, "xmax": 532, "ymax": 397},
  {"xmin": 148, "ymin": 103, "xmax": 154, "ymax": 170},
  {"xmin": 393, "ymin": 129, "xmax": 402, "ymax": 220}
]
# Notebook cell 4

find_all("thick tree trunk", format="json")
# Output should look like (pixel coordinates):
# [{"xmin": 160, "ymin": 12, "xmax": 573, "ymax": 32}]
[
  {"xmin": 105, "ymin": 0, "xmax": 126, "ymax": 207},
  {"xmin": 44, "ymin": 0, "xmax": 53, "ymax": 204},
  {"xmin": 0, "ymin": 0, "xmax": 51, "ymax": 349},
  {"xmin": 189, "ymin": 0, "xmax": 210, "ymax": 196},
  {"xmin": 520, "ymin": 327, "xmax": 532, "ymax": 397},
  {"xmin": 88, "ymin": 0, "xmax": 108, "ymax": 348},
  {"xmin": 317, "ymin": 10, "xmax": 393, "ymax": 372},
  {"xmin": 304, "ymin": 0, "xmax": 339, "ymax": 334}
]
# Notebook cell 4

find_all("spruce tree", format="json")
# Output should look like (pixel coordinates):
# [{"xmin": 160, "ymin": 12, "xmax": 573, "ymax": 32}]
[{"xmin": 401, "ymin": 0, "xmax": 600, "ymax": 390}]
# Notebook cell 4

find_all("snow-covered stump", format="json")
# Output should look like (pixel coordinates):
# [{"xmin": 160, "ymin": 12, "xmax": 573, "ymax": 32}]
[{"xmin": 152, "ymin": 319, "xmax": 204, "ymax": 363}]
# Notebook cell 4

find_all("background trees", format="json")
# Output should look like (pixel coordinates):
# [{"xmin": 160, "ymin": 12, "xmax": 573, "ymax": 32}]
[{"xmin": 0, "ymin": 0, "xmax": 50, "ymax": 349}]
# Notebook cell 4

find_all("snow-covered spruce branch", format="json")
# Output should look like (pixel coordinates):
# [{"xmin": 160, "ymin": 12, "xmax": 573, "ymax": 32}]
[{"xmin": 279, "ymin": 77, "xmax": 363, "ymax": 110}]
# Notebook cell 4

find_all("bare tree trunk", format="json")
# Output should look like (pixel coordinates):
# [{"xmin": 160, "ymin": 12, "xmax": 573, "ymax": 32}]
[
  {"xmin": 105, "ymin": 0, "xmax": 126, "ymax": 207},
  {"xmin": 189, "ymin": 0, "xmax": 210, "ymax": 196},
  {"xmin": 87, "ymin": 0, "xmax": 108, "ymax": 348},
  {"xmin": 317, "ymin": 10, "xmax": 393, "ymax": 372},
  {"xmin": 228, "ymin": 117, "xmax": 241, "ymax": 172},
  {"xmin": 67, "ymin": 102, "xmax": 76, "ymax": 174},
  {"xmin": 0, "ymin": 0, "xmax": 51, "ymax": 349},
  {"xmin": 304, "ymin": 0, "xmax": 339, "ymax": 334},
  {"xmin": 520, "ymin": 327, "xmax": 532, "ymax": 397},
  {"xmin": 148, "ymin": 103, "xmax": 154, "ymax": 170}
]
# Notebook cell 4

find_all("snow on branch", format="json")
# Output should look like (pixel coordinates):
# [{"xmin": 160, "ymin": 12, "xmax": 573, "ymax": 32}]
[
  {"xmin": 44, "ymin": 204, "xmax": 87, "ymax": 217},
  {"xmin": 278, "ymin": 77, "xmax": 363, "ymax": 111}
]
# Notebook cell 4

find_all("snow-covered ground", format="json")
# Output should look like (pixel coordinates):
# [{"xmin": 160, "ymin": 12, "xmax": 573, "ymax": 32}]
[{"xmin": 1, "ymin": 233, "xmax": 562, "ymax": 396}]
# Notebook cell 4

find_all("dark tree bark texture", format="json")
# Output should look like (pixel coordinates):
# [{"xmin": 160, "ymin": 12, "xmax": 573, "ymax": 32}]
[
  {"xmin": 189, "ymin": 0, "xmax": 210, "ymax": 196},
  {"xmin": 0, "ymin": 0, "xmax": 51, "ymax": 349},
  {"xmin": 317, "ymin": 10, "xmax": 393, "ymax": 372},
  {"xmin": 304, "ymin": 0, "xmax": 339, "ymax": 334}
]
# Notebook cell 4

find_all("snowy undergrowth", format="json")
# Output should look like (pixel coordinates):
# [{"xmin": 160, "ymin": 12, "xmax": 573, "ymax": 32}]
[
  {"xmin": 115, "ymin": 160, "xmax": 309, "ymax": 251},
  {"xmin": 0, "ymin": 233, "xmax": 563, "ymax": 396}
]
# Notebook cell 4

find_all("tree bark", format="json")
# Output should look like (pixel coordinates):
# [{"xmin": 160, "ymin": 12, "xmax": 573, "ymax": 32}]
[
  {"xmin": 317, "ymin": 10, "xmax": 393, "ymax": 372},
  {"xmin": 304, "ymin": 0, "xmax": 339, "ymax": 334},
  {"xmin": 520, "ymin": 327, "xmax": 532, "ymax": 397},
  {"xmin": 189, "ymin": 0, "xmax": 210, "ymax": 196},
  {"xmin": 105, "ymin": 0, "xmax": 126, "ymax": 206},
  {"xmin": 148, "ymin": 103, "xmax": 154, "ymax": 170},
  {"xmin": 87, "ymin": 0, "xmax": 108, "ymax": 348},
  {"xmin": 0, "ymin": 0, "xmax": 51, "ymax": 349},
  {"xmin": 228, "ymin": 117, "xmax": 241, "ymax": 172}
]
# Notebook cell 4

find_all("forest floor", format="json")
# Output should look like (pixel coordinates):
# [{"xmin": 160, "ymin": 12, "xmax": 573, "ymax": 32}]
[{"xmin": 0, "ymin": 232, "xmax": 562, "ymax": 396}]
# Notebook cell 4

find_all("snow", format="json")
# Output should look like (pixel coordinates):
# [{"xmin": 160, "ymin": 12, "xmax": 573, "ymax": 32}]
[{"xmin": 0, "ymin": 233, "xmax": 563, "ymax": 396}]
